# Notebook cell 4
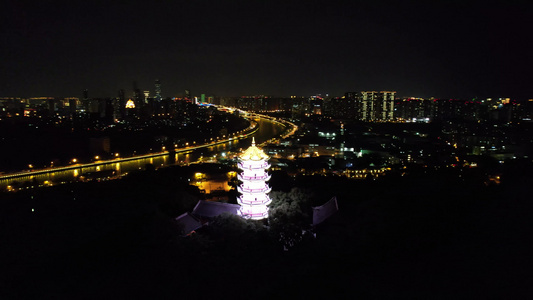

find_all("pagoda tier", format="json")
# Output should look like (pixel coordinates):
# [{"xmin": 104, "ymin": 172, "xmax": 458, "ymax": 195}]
[
  {"xmin": 237, "ymin": 162, "xmax": 270, "ymax": 170},
  {"xmin": 237, "ymin": 138, "xmax": 271, "ymax": 220},
  {"xmin": 237, "ymin": 173, "xmax": 271, "ymax": 181},
  {"xmin": 238, "ymin": 186, "xmax": 272, "ymax": 194}
]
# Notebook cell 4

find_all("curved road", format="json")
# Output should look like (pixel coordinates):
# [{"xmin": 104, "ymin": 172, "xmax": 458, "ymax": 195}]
[{"xmin": 0, "ymin": 112, "xmax": 296, "ymax": 191}]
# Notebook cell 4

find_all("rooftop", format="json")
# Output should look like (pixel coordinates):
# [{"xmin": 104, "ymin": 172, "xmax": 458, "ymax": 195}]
[{"xmin": 240, "ymin": 137, "xmax": 269, "ymax": 161}]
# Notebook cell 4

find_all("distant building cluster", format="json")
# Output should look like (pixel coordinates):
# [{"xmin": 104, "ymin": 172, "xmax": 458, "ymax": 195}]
[
  {"xmin": 393, "ymin": 97, "xmax": 533, "ymax": 123},
  {"xmin": 213, "ymin": 93, "xmax": 532, "ymax": 177},
  {"xmin": 0, "ymin": 94, "xmax": 195, "ymax": 123},
  {"xmin": 0, "ymin": 79, "xmax": 206, "ymax": 124},
  {"xmin": 326, "ymin": 91, "xmax": 396, "ymax": 121},
  {"xmin": 207, "ymin": 93, "xmax": 533, "ymax": 124},
  {"xmin": 3, "ymin": 84, "xmax": 533, "ymax": 124},
  {"xmin": 256, "ymin": 112, "xmax": 532, "ymax": 181}
]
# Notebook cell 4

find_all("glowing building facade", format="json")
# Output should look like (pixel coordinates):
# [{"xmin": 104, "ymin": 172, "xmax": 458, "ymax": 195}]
[
  {"xmin": 361, "ymin": 91, "xmax": 396, "ymax": 121},
  {"xmin": 237, "ymin": 138, "xmax": 272, "ymax": 220}
]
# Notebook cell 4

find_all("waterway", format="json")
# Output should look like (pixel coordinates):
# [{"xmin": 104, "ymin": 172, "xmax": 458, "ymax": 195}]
[{"xmin": 0, "ymin": 118, "xmax": 287, "ymax": 190}]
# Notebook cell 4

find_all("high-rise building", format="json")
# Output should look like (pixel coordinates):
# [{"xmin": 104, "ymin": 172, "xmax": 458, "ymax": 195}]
[
  {"xmin": 133, "ymin": 81, "xmax": 144, "ymax": 108},
  {"xmin": 155, "ymin": 79, "xmax": 162, "ymax": 102},
  {"xmin": 116, "ymin": 89, "xmax": 126, "ymax": 120},
  {"xmin": 82, "ymin": 89, "xmax": 90, "ymax": 112},
  {"xmin": 68, "ymin": 98, "xmax": 77, "ymax": 116},
  {"xmin": 185, "ymin": 89, "xmax": 191, "ymax": 101},
  {"xmin": 335, "ymin": 93, "xmax": 359, "ymax": 119},
  {"xmin": 360, "ymin": 91, "xmax": 396, "ymax": 121},
  {"xmin": 394, "ymin": 97, "xmax": 435, "ymax": 121},
  {"xmin": 47, "ymin": 98, "xmax": 56, "ymax": 114}
]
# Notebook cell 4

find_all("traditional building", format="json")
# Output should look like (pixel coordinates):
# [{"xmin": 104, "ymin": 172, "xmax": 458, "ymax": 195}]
[{"xmin": 237, "ymin": 138, "xmax": 272, "ymax": 220}]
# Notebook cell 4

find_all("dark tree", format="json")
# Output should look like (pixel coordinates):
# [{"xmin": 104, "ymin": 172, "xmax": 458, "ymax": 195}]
[{"xmin": 268, "ymin": 188, "xmax": 313, "ymax": 250}]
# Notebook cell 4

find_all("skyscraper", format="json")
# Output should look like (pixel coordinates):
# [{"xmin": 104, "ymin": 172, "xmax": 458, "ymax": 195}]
[
  {"xmin": 360, "ymin": 91, "xmax": 396, "ymax": 121},
  {"xmin": 155, "ymin": 79, "xmax": 162, "ymax": 102},
  {"xmin": 82, "ymin": 89, "xmax": 90, "ymax": 113},
  {"xmin": 116, "ymin": 89, "xmax": 126, "ymax": 120},
  {"xmin": 133, "ymin": 81, "xmax": 143, "ymax": 107}
]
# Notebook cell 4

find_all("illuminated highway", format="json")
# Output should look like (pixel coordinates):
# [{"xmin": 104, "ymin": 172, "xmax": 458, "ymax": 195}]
[{"xmin": 0, "ymin": 112, "xmax": 296, "ymax": 191}]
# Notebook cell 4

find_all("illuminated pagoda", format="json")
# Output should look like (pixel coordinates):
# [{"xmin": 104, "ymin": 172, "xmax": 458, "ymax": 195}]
[{"xmin": 237, "ymin": 138, "xmax": 272, "ymax": 220}]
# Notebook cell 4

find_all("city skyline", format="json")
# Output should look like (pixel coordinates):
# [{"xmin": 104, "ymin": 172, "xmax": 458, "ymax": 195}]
[
  {"xmin": 1, "ymin": 1, "xmax": 532, "ymax": 100},
  {"xmin": 2, "ymin": 2, "xmax": 533, "ymax": 292}
]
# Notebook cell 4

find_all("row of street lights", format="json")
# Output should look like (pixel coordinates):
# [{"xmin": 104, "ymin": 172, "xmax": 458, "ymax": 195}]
[{"xmin": 26, "ymin": 116, "xmax": 258, "ymax": 174}]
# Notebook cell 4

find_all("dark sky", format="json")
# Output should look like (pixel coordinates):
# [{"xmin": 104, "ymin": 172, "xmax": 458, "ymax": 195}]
[{"xmin": 1, "ymin": 0, "xmax": 532, "ymax": 99}]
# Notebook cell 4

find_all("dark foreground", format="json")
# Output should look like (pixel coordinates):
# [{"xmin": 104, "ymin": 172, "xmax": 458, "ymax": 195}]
[{"xmin": 1, "ymin": 164, "xmax": 533, "ymax": 299}]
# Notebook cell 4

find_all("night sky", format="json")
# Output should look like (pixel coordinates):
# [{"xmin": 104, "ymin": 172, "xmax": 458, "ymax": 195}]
[{"xmin": 1, "ymin": 1, "xmax": 532, "ymax": 99}]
